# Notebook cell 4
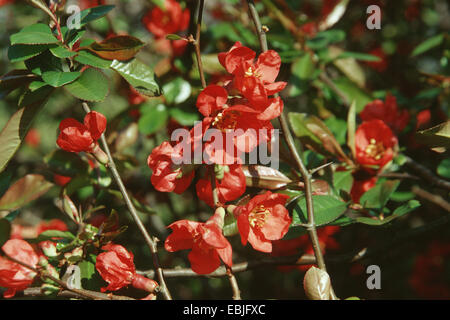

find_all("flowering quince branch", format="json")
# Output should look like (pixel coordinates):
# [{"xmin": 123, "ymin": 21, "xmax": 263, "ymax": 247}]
[
  {"xmin": 246, "ymin": 0, "xmax": 338, "ymax": 299},
  {"xmin": 190, "ymin": 0, "xmax": 206, "ymax": 89},
  {"xmin": 80, "ymin": 102, "xmax": 172, "ymax": 300},
  {"xmin": 0, "ymin": 241, "xmax": 133, "ymax": 300}
]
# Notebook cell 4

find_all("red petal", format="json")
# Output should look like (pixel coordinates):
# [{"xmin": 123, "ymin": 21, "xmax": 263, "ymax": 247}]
[
  {"xmin": 188, "ymin": 246, "xmax": 221, "ymax": 274},
  {"xmin": 196, "ymin": 85, "xmax": 228, "ymax": 117},
  {"xmin": 84, "ymin": 111, "xmax": 107, "ymax": 140},
  {"xmin": 255, "ymin": 50, "xmax": 281, "ymax": 83}
]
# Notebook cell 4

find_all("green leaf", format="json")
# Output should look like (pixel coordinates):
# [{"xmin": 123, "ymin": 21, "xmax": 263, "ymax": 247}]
[
  {"xmin": 437, "ymin": 158, "xmax": 450, "ymax": 178},
  {"xmin": 166, "ymin": 34, "xmax": 183, "ymax": 41},
  {"xmin": 49, "ymin": 45, "xmax": 77, "ymax": 58},
  {"xmin": 354, "ymin": 200, "xmax": 419, "ymax": 226},
  {"xmin": 288, "ymin": 112, "xmax": 350, "ymax": 162},
  {"xmin": 42, "ymin": 71, "xmax": 81, "ymax": 87},
  {"xmin": 25, "ymin": 50, "xmax": 62, "ymax": 76},
  {"xmin": 8, "ymin": 44, "xmax": 56, "ymax": 62},
  {"xmin": 336, "ymin": 51, "xmax": 381, "ymax": 62},
  {"xmin": 306, "ymin": 30, "xmax": 346, "ymax": 50},
  {"xmin": 329, "ymin": 46, "xmax": 366, "ymax": 88},
  {"xmin": 10, "ymin": 23, "xmax": 59, "ymax": 45},
  {"xmin": 74, "ymin": 50, "xmax": 112, "ymax": 69},
  {"xmin": 85, "ymin": 35, "xmax": 145, "ymax": 61},
  {"xmin": 0, "ymin": 70, "xmax": 36, "ymax": 99},
  {"xmin": 0, "ymin": 86, "xmax": 53, "ymax": 173},
  {"xmin": 79, "ymin": 5, "xmax": 115, "ymax": 27},
  {"xmin": 169, "ymin": 108, "xmax": 199, "ymax": 126},
  {"xmin": 64, "ymin": 68, "xmax": 109, "ymax": 102},
  {"xmin": 332, "ymin": 77, "xmax": 373, "ymax": 112},
  {"xmin": 0, "ymin": 219, "xmax": 11, "ymax": 248},
  {"xmin": 110, "ymin": 58, "xmax": 161, "ymax": 97},
  {"xmin": 37, "ymin": 230, "xmax": 75, "ymax": 242},
  {"xmin": 29, "ymin": 81, "xmax": 48, "ymax": 92},
  {"xmin": 289, "ymin": 53, "xmax": 317, "ymax": 96},
  {"xmin": 292, "ymin": 195, "xmax": 348, "ymax": 226},
  {"xmin": 138, "ymin": 103, "xmax": 168, "ymax": 134},
  {"xmin": 415, "ymin": 121, "xmax": 450, "ymax": 149},
  {"xmin": 333, "ymin": 170, "xmax": 353, "ymax": 194},
  {"xmin": 392, "ymin": 200, "xmax": 420, "ymax": 216},
  {"xmin": 44, "ymin": 150, "xmax": 89, "ymax": 176},
  {"xmin": 359, "ymin": 180, "xmax": 400, "ymax": 209},
  {"xmin": 0, "ymin": 174, "xmax": 53, "ymax": 211},
  {"xmin": 0, "ymin": 171, "xmax": 12, "ymax": 199},
  {"xmin": 411, "ymin": 33, "xmax": 444, "ymax": 57},
  {"xmin": 162, "ymin": 77, "xmax": 191, "ymax": 104}
]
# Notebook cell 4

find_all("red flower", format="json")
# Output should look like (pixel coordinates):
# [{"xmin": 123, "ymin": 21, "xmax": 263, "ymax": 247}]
[
  {"xmin": 196, "ymin": 85, "xmax": 274, "ymax": 160},
  {"xmin": 355, "ymin": 120, "xmax": 398, "ymax": 170},
  {"xmin": 195, "ymin": 164, "xmax": 246, "ymax": 207},
  {"xmin": 36, "ymin": 219, "xmax": 68, "ymax": 235},
  {"xmin": 147, "ymin": 141, "xmax": 195, "ymax": 194},
  {"xmin": 218, "ymin": 42, "xmax": 286, "ymax": 106},
  {"xmin": 365, "ymin": 47, "xmax": 388, "ymax": 73},
  {"xmin": 57, "ymin": 111, "xmax": 106, "ymax": 153},
  {"xmin": 165, "ymin": 208, "xmax": 232, "ymax": 274},
  {"xmin": 360, "ymin": 94, "xmax": 409, "ymax": 133},
  {"xmin": 79, "ymin": 0, "xmax": 105, "ymax": 10},
  {"xmin": 235, "ymin": 191, "xmax": 291, "ymax": 253},
  {"xmin": 96, "ymin": 243, "xmax": 158, "ymax": 293},
  {"xmin": 127, "ymin": 85, "xmax": 146, "ymax": 106},
  {"xmin": 142, "ymin": 0, "xmax": 190, "ymax": 38},
  {"xmin": 350, "ymin": 174, "xmax": 378, "ymax": 203},
  {"xmin": 53, "ymin": 174, "xmax": 72, "ymax": 187},
  {"xmin": 25, "ymin": 128, "xmax": 41, "ymax": 148},
  {"xmin": 0, "ymin": 239, "xmax": 40, "ymax": 298}
]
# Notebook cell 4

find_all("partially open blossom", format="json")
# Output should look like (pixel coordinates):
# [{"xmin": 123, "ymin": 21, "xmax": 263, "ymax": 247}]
[
  {"xmin": 360, "ymin": 94, "xmax": 409, "ymax": 133},
  {"xmin": 147, "ymin": 141, "xmax": 195, "ymax": 194},
  {"xmin": 57, "ymin": 111, "xmax": 107, "ymax": 153},
  {"xmin": 235, "ymin": 191, "xmax": 291, "ymax": 253},
  {"xmin": 0, "ymin": 239, "xmax": 40, "ymax": 298},
  {"xmin": 195, "ymin": 164, "xmax": 246, "ymax": 207},
  {"xmin": 96, "ymin": 243, "xmax": 158, "ymax": 293},
  {"xmin": 142, "ymin": 0, "xmax": 190, "ymax": 56},
  {"xmin": 165, "ymin": 208, "xmax": 232, "ymax": 274},
  {"xmin": 218, "ymin": 42, "xmax": 287, "ymax": 106},
  {"xmin": 355, "ymin": 120, "xmax": 398, "ymax": 170}
]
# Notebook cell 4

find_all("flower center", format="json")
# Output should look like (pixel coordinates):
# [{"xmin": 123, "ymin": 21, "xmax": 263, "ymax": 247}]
[
  {"xmin": 212, "ymin": 110, "xmax": 240, "ymax": 132},
  {"xmin": 248, "ymin": 205, "xmax": 270, "ymax": 228},
  {"xmin": 365, "ymin": 138, "xmax": 385, "ymax": 160},
  {"xmin": 244, "ymin": 66, "xmax": 261, "ymax": 78}
]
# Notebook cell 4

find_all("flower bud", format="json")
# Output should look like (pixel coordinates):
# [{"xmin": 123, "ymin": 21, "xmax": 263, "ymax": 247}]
[
  {"xmin": 131, "ymin": 274, "xmax": 159, "ymax": 293},
  {"xmin": 39, "ymin": 241, "xmax": 58, "ymax": 258}
]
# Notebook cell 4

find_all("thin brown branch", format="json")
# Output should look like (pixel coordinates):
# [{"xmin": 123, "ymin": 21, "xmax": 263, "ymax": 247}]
[
  {"xmin": 226, "ymin": 266, "xmax": 241, "ymax": 300},
  {"xmin": 139, "ymin": 255, "xmax": 317, "ymax": 278},
  {"xmin": 81, "ymin": 102, "xmax": 172, "ymax": 300},
  {"xmin": 412, "ymin": 186, "xmax": 450, "ymax": 212},
  {"xmin": 404, "ymin": 155, "xmax": 450, "ymax": 191},
  {"xmin": 192, "ymin": 0, "xmax": 206, "ymax": 88},
  {"xmin": 319, "ymin": 72, "xmax": 350, "ymax": 108}
]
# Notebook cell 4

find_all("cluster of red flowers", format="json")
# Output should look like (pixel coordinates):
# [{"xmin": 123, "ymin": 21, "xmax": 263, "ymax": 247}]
[
  {"xmin": 148, "ymin": 43, "xmax": 293, "ymax": 273},
  {"xmin": 142, "ymin": 0, "xmax": 190, "ymax": 57},
  {"xmin": 350, "ymin": 94, "xmax": 408, "ymax": 203}
]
